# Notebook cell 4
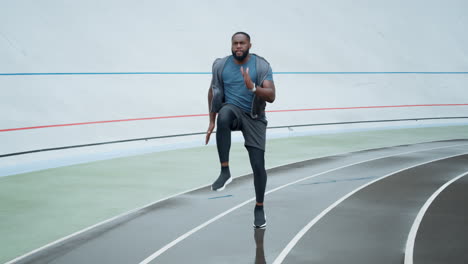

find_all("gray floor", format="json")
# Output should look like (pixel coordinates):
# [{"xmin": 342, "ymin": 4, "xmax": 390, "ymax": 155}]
[{"xmin": 11, "ymin": 139, "xmax": 468, "ymax": 264}]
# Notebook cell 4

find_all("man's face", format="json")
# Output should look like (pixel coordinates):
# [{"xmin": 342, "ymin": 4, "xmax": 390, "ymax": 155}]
[{"xmin": 231, "ymin": 34, "xmax": 251, "ymax": 61}]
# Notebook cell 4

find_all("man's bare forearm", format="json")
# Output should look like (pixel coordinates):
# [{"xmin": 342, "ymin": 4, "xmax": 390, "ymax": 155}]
[
  {"xmin": 208, "ymin": 87, "xmax": 213, "ymax": 110},
  {"xmin": 254, "ymin": 85, "xmax": 275, "ymax": 103},
  {"xmin": 208, "ymin": 87, "xmax": 217, "ymax": 123},
  {"xmin": 209, "ymin": 112, "xmax": 217, "ymax": 123}
]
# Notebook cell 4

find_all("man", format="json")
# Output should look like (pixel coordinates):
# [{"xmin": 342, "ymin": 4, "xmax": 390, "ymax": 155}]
[{"xmin": 205, "ymin": 32, "xmax": 276, "ymax": 228}]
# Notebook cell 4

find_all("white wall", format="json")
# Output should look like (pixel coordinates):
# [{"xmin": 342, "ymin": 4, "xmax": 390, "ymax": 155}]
[{"xmin": 1, "ymin": 0, "xmax": 468, "ymax": 156}]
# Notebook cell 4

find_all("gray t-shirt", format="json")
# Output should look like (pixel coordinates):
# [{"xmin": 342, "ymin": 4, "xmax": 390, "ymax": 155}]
[{"xmin": 222, "ymin": 55, "xmax": 273, "ymax": 113}]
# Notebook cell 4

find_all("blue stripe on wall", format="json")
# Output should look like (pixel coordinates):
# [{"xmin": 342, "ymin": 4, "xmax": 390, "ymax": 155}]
[{"xmin": 1, "ymin": 71, "xmax": 468, "ymax": 76}]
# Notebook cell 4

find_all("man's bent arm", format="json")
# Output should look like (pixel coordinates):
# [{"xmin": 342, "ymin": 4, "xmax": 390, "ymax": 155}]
[{"xmin": 254, "ymin": 80, "xmax": 276, "ymax": 103}]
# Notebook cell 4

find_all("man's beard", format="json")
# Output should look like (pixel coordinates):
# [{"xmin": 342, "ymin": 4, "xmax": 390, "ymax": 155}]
[{"xmin": 232, "ymin": 48, "xmax": 250, "ymax": 61}]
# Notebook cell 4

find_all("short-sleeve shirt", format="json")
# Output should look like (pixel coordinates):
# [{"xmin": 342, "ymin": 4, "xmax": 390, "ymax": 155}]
[{"xmin": 222, "ymin": 55, "xmax": 273, "ymax": 113}]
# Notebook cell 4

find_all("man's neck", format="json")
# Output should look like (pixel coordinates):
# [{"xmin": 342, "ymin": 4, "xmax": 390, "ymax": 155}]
[{"xmin": 233, "ymin": 54, "xmax": 251, "ymax": 65}]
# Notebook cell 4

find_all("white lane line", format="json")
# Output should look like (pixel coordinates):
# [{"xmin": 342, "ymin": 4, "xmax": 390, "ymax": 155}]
[
  {"xmin": 272, "ymin": 152, "xmax": 468, "ymax": 264},
  {"xmin": 138, "ymin": 196, "xmax": 254, "ymax": 264},
  {"xmin": 4, "ymin": 183, "xmax": 223, "ymax": 264},
  {"xmin": 404, "ymin": 171, "xmax": 468, "ymax": 264},
  {"xmin": 138, "ymin": 144, "xmax": 468, "ymax": 264}
]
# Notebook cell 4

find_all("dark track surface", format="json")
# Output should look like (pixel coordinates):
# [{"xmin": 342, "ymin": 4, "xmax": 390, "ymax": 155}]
[
  {"xmin": 11, "ymin": 140, "xmax": 468, "ymax": 264},
  {"xmin": 413, "ymin": 174, "xmax": 468, "ymax": 264}
]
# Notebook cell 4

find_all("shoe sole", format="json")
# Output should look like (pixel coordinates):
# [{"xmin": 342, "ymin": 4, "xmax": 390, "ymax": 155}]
[
  {"xmin": 211, "ymin": 177, "xmax": 232, "ymax": 191},
  {"xmin": 253, "ymin": 223, "xmax": 266, "ymax": 229}
]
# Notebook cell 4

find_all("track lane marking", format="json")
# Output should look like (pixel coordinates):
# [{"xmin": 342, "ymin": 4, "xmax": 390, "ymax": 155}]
[
  {"xmin": 404, "ymin": 171, "xmax": 468, "ymax": 264},
  {"xmin": 272, "ymin": 152, "xmax": 468, "ymax": 264},
  {"xmin": 138, "ymin": 143, "xmax": 468, "ymax": 264}
]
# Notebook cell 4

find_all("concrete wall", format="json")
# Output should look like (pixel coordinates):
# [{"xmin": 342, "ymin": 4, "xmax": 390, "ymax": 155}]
[{"xmin": 1, "ymin": 0, "xmax": 468, "ymax": 156}]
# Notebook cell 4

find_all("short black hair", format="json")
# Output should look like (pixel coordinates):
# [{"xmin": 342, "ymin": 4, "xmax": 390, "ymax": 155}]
[{"xmin": 232, "ymin": 32, "xmax": 251, "ymax": 42}]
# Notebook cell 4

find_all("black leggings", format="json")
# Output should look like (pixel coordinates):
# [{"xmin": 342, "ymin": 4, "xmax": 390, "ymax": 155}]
[{"xmin": 216, "ymin": 109, "xmax": 267, "ymax": 203}]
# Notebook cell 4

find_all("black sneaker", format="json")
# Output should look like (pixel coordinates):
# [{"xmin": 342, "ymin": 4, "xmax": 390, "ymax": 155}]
[
  {"xmin": 254, "ymin": 206, "xmax": 267, "ymax": 228},
  {"xmin": 211, "ymin": 172, "xmax": 232, "ymax": 191}
]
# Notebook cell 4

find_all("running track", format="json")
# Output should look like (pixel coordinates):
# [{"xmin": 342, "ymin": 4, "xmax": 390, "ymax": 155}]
[{"xmin": 6, "ymin": 139, "xmax": 468, "ymax": 263}]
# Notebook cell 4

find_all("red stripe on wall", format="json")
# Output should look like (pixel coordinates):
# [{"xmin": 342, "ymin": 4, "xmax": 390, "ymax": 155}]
[
  {"xmin": 1, "ymin": 104, "xmax": 467, "ymax": 132},
  {"xmin": 0, "ymin": 114, "xmax": 208, "ymax": 132}
]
